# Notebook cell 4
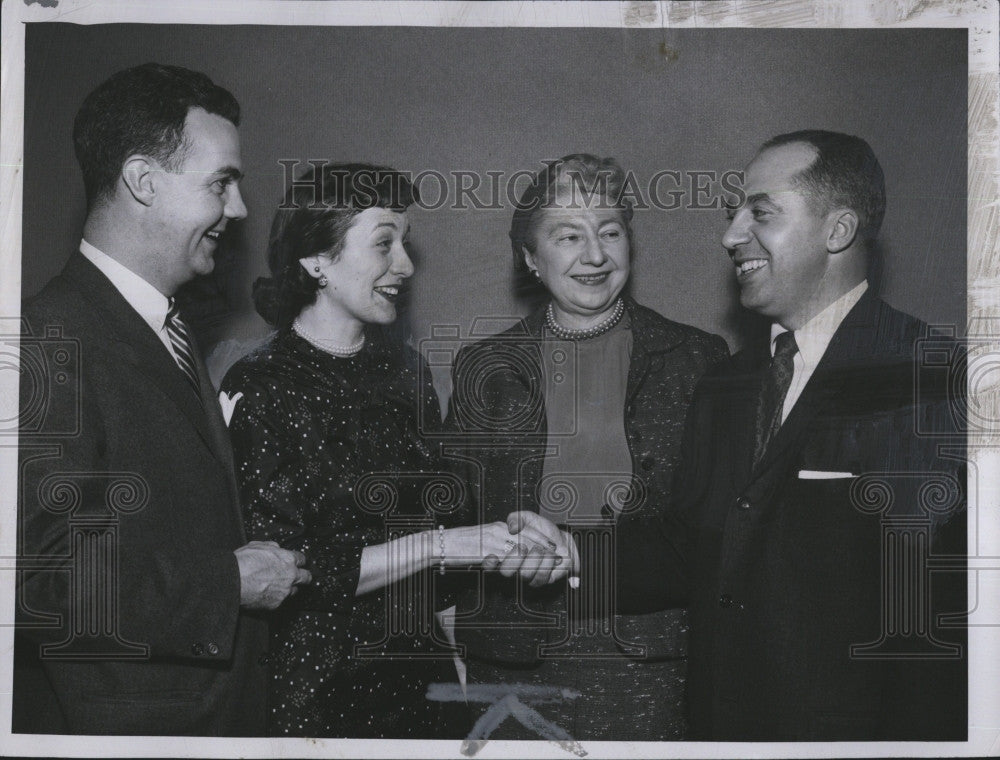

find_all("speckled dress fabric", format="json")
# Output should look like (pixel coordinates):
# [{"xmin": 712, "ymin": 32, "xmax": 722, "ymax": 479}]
[{"xmin": 222, "ymin": 328, "xmax": 463, "ymax": 738}]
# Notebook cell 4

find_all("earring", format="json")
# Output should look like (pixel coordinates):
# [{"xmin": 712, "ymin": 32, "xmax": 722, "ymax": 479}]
[
  {"xmin": 314, "ymin": 266, "xmax": 320, "ymax": 273},
  {"xmin": 531, "ymin": 269, "xmax": 541, "ymax": 280},
  {"xmin": 318, "ymin": 275, "xmax": 329, "ymax": 288}
]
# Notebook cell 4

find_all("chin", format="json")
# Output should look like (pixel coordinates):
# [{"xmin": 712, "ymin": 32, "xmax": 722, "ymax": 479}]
[
  {"xmin": 583, "ymin": 293, "xmax": 620, "ymax": 314},
  {"xmin": 369, "ymin": 307, "xmax": 398, "ymax": 325},
  {"xmin": 193, "ymin": 256, "xmax": 216, "ymax": 276},
  {"xmin": 738, "ymin": 288, "xmax": 761, "ymax": 311}
]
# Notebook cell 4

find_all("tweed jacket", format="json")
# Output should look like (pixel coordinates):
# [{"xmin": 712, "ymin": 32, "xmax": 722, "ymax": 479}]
[
  {"xmin": 616, "ymin": 292, "xmax": 967, "ymax": 740},
  {"xmin": 14, "ymin": 252, "xmax": 269, "ymax": 735},
  {"xmin": 446, "ymin": 297, "xmax": 728, "ymax": 663}
]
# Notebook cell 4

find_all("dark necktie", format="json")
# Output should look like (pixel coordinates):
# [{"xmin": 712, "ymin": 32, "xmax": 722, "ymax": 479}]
[
  {"xmin": 752, "ymin": 330, "xmax": 798, "ymax": 469},
  {"xmin": 165, "ymin": 298, "xmax": 200, "ymax": 394}
]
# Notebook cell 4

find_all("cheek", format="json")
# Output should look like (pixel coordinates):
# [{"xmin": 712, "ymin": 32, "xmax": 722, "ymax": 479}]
[
  {"xmin": 529, "ymin": 247, "xmax": 553, "ymax": 273},
  {"xmin": 757, "ymin": 228, "xmax": 796, "ymax": 267},
  {"xmin": 611, "ymin": 243, "xmax": 631, "ymax": 270}
]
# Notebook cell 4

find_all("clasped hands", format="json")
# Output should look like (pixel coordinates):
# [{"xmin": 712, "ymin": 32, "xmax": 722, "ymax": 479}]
[{"xmin": 441, "ymin": 511, "xmax": 579, "ymax": 587}]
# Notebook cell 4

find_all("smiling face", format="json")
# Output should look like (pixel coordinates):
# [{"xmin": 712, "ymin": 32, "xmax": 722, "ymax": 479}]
[
  {"xmin": 525, "ymin": 192, "xmax": 631, "ymax": 328},
  {"xmin": 311, "ymin": 207, "xmax": 414, "ymax": 333},
  {"xmin": 149, "ymin": 107, "xmax": 246, "ymax": 294},
  {"xmin": 722, "ymin": 142, "xmax": 840, "ymax": 330}
]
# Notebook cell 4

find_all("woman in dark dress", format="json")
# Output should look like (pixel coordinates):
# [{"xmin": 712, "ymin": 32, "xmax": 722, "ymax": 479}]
[
  {"xmin": 221, "ymin": 164, "xmax": 572, "ymax": 738},
  {"xmin": 447, "ymin": 154, "xmax": 729, "ymax": 740}
]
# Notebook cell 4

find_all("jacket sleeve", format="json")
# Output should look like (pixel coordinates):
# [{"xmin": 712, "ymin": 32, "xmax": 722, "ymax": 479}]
[
  {"xmin": 879, "ymin": 338, "xmax": 967, "ymax": 739},
  {"xmin": 614, "ymin": 388, "xmax": 701, "ymax": 613},
  {"xmin": 614, "ymin": 330, "xmax": 729, "ymax": 614}
]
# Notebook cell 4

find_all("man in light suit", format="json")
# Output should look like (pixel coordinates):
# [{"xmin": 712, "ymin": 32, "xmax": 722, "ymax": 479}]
[
  {"xmin": 15, "ymin": 63, "xmax": 310, "ymax": 735},
  {"xmin": 611, "ymin": 130, "xmax": 967, "ymax": 739}
]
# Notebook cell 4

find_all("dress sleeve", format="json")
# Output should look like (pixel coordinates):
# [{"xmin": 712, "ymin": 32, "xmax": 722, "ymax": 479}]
[{"xmin": 225, "ymin": 379, "xmax": 382, "ymax": 615}]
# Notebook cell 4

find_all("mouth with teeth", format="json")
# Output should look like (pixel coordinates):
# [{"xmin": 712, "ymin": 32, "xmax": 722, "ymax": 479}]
[
  {"xmin": 571, "ymin": 273, "xmax": 611, "ymax": 286},
  {"xmin": 373, "ymin": 284, "xmax": 401, "ymax": 303},
  {"xmin": 735, "ymin": 258, "xmax": 768, "ymax": 277},
  {"xmin": 204, "ymin": 229, "xmax": 224, "ymax": 245}
]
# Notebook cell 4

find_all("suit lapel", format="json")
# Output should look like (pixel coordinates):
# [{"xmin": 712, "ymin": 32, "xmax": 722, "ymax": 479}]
[
  {"xmin": 65, "ymin": 253, "xmax": 230, "ymax": 468},
  {"xmin": 188, "ymin": 329, "xmax": 244, "ymax": 536},
  {"xmin": 749, "ymin": 291, "xmax": 882, "ymax": 478},
  {"xmin": 728, "ymin": 344, "xmax": 769, "ymax": 487}
]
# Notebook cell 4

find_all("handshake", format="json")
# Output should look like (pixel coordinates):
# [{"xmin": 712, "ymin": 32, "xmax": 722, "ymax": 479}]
[{"xmin": 444, "ymin": 511, "xmax": 581, "ymax": 588}]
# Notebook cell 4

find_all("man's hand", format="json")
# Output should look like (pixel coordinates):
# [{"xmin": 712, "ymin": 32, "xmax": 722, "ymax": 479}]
[
  {"xmin": 235, "ymin": 540, "xmax": 312, "ymax": 610},
  {"xmin": 491, "ymin": 511, "xmax": 580, "ymax": 587}
]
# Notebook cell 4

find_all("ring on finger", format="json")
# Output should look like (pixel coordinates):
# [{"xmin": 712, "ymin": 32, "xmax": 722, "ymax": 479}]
[{"xmin": 501, "ymin": 539, "xmax": 516, "ymax": 557}]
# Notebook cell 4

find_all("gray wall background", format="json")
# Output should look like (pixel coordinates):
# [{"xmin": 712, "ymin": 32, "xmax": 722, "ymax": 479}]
[{"xmin": 23, "ymin": 24, "xmax": 967, "ymax": 394}]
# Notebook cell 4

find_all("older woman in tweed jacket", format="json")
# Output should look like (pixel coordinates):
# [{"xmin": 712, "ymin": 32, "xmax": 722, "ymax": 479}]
[{"xmin": 446, "ymin": 154, "xmax": 728, "ymax": 741}]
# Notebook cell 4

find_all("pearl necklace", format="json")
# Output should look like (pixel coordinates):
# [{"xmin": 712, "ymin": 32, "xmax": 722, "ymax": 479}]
[
  {"xmin": 292, "ymin": 317, "xmax": 365, "ymax": 357},
  {"xmin": 545, "ymin": 298, "xmax": 625, "ymax": 340}
]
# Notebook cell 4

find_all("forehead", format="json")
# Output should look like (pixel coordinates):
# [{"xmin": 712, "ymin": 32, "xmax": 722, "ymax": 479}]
[
  {"xmin": 177, "ymin": 107, "xmax": 242, "ymax": 171},
  {"xmin": 535, "ymin": 192, "xmax": 627, "ymax": 228},
  {"xmin": 349, "ymin": 206, "xmax": 409, "ymax": 233},
  {"xmin": 742, "ymin": 142, "xmax": 818, "ymax": 198}
]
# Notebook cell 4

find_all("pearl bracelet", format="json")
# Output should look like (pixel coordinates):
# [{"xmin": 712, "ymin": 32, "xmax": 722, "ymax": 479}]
[{"xmin": 438, "ymin": 525, "xmax": 445, "ymax": 575}]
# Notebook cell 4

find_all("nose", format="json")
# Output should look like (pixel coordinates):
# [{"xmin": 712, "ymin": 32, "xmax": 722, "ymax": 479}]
[
  {"xmin": 392, "ymin": 242, "xmax": 415, "ymax": 279},
  {"xmin": 225, "ymin": 184, "xmax": 248, "ymax": 221},
  {"xmin": 721, "ymin": 208, "xmax": 751, "ymax": 251},
  {"xmin": 580, "ymin": 232, "xmax": 608, "ymax": 266}
]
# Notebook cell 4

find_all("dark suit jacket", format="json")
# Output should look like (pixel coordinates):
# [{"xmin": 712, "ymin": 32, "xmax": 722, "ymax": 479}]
[
  {"xmin": 617, "ymin": 292, "xmax": 967, "ymax": 740},
  {"xmin": 14, "ymin": 252, "xmax": 268, "ymax": 735},
  {"xmin": 447, "ymin": 298, "xmax": 728, "ymax": 663}
]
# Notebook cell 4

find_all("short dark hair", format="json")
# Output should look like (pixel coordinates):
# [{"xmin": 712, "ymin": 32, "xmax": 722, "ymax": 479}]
[
  {"xmin": 73, "ymin": 62, "xmax": 240, "ymax": 208},
  {"xmin": 508, "ymin": 153, "xmax": 635, "ymax": 273},
  {"xmin": 253, "ymin": 163, "xmax": 418, "ymax": 328},
  {"xmin": 760, "ymin": 130, "xmax": 886, "ymax": 246}
]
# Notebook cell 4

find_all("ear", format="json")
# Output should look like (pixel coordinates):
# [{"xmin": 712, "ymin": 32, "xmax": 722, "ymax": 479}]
[
  {"xmin": 522, "ymin": 246, "xmax": 538, "ymax": 275},
  {"xmin": 121, "ymin": 155, "xmax": 157, "ymax": 206},
  {"xmin": 298, "ymin": 255, "xmax": 324, "ymax": 279},
  {"xmin": 826, "ymin": 209, "xmax": 859, "ymax": 254}
]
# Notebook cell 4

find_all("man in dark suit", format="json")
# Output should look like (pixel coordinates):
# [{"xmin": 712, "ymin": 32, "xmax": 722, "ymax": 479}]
[
  {"xmin": 611, "ymin": 130, "xmax": 967, "ymax": 739},
  {"xmin": 14, "ymin": 63, "xmax": 311, "ymax": 735}
]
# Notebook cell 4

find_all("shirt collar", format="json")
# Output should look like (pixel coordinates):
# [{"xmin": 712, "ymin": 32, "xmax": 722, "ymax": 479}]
[
  {"xmin": 79, "ymin": 239, "xmax": 172, "ymax": 332},
  {"xmin": 770, "ymin": 280, "xmax": 869, "ymax": 368}
]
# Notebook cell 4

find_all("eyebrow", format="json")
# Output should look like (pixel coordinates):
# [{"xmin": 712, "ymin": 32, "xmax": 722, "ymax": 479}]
[
  {"xmin": 544, "ymin": 221, "xmax": 584, "ymax": 235},
  {"xmin": 373, "ymin": 220, "xmax": 412, "ymax": 237},
  {"xmin": 725, "ymin": 192, "xmax": 781, "ymax": 215},
  {"xmin": 214, "ymin": 166, "xmax": 243, "ymax": 181}
]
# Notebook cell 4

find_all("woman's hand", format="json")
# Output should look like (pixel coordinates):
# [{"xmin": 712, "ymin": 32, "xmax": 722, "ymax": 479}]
[
  {"xmin": 438, "ymin": 513, "xmax": 578, "ymax": 587},
  {"xmin": 439, "ymin": 521, "xmax": 541, "ymax": 566},
  {"xmin": 440, "ymin": 520, "xmax": 565, "ymax": 583},
  {"xmin": 504, "ymin": 511, "xmax": 579, "ymax": 587}
]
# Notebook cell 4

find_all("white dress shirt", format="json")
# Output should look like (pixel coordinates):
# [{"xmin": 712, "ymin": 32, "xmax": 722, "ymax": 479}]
[
  {"xmin": 79, "ymin": 239, "xmax": 183, "ymax": 364},
  {"xmin": 771, "ymin": 280, "xmax": 868, "ymax": 424}
]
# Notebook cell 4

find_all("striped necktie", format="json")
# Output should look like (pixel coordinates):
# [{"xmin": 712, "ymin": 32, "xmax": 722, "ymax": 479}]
[
  {"xmin": 752, "ymin": 330, "xmax": 798, "ymax": 469},
  {"xmin": 165, "ymin": 298, "xmax": 200, "ymax": 394}
]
